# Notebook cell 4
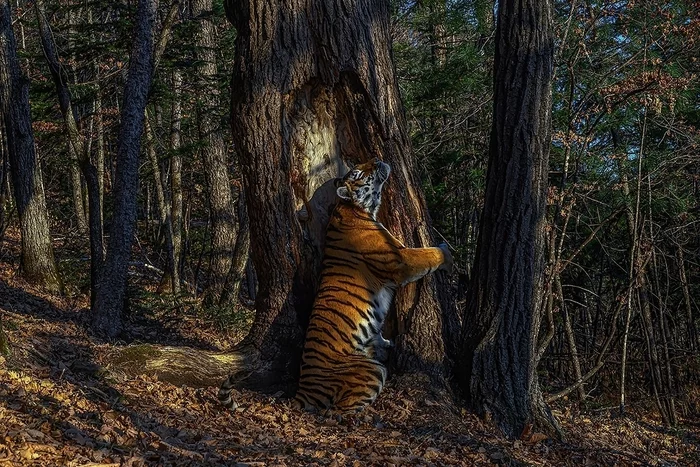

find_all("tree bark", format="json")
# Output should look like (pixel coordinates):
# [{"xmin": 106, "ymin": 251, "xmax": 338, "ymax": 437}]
[
  {"xmin": 169, "ymin": 70, "xmax": 183, "ymax": 294},
  {"xmin": 0, "ymin": 0, "xmax": 63, "ymax": 294},
  {"xmin": 35, "ymin": 0, "xmax": 104, "ymax": 305},
  {"xmin": 220, "ymin": 189, "xmax": 250, "ymax": 305},
  {"xmin": 92, "ymin": 0, "xmax": 158, "ymax": 337},
  {"xmin": 677, "ymin": 246, "xmax": 697, "ymax": 351},
  {"xmin": 192, "ymin": 0, "xmax": 238, "ymax": 307},
  {"xmin": 458, "ymin": 0, "xmax": 559, "ymax": 439},
  {"xmin": 0, "ymin": 110, "xmax": 9, "ymax": 239},
  {"xmin": 144, "ymin": 114, "xmax": 177, "ymax": 294},
  {"xmin": 225, "ymin": 0, "xmax": 457, "ymax": 390}
]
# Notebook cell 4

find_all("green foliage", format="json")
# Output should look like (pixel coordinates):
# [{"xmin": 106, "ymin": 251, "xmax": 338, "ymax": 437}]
[
  {"xmin": 394, "ymin": 0, "xmax": 700, "ymax": 418},
  {"xmin": 200, "ymin": 303, "xmax": 254, "ymax": 332},
  {"xmin": 2, "ymin": 0, "xmax": 697, "ymax": 423},
  {"xmin": 393, "ymin": 0, "xmax": 493, "ymax": 264}
]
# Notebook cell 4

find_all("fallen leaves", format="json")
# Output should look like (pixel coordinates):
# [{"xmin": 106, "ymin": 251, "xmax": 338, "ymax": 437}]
[{"xmin": 1, "ymin": 265, "xmax": 699, "ymax": 467}]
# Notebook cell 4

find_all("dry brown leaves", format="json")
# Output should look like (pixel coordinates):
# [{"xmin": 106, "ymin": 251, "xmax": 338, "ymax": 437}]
[{"xmin": 0, "ymin": 254, "xmax": 699, "ymax": 466}]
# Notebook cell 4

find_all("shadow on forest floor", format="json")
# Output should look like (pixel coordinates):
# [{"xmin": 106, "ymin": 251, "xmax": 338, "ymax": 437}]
[
  {"xmin": 1, "ymin": 267, "xmax": 699, "ymax": 465},
  {"xmin": 0, "ymin": 277, "xmax": 243, "ymax": 464},
  {"xmin": 0, "ymin": 277, "xmax": 220, "ymax": 350}
]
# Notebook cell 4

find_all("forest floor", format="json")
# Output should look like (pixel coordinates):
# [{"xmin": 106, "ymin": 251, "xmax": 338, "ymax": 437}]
[{"xmin": 1, "ymin": 238, "xmax": 699, "ymax": 466}]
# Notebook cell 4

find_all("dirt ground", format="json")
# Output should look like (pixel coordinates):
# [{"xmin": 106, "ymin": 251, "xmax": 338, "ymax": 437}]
[{"xmin": 1, "ymin": 259, "xmax": 699, "ymax": 466}]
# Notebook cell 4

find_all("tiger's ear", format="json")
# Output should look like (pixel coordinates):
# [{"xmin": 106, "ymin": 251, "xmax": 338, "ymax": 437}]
[{"xmin": 336, "ymin": 184, "xmax": 352, "ymax": 200}]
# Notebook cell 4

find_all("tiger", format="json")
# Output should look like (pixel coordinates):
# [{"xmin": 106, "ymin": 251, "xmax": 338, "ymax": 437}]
[{"xmin": 218, "ymin": 158, "xmax": 452, "ymax": 414}]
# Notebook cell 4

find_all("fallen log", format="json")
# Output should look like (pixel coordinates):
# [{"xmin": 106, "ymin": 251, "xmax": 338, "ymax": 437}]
[{"xmin": 102, "ymin": 344, "xmax": 294, "ymax": 394}]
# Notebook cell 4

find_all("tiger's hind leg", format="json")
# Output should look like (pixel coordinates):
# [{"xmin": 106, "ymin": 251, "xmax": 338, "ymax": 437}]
[
  {"xmin": 370, "ymin": 334, "xmax": 393, "ymax": 362},
  {"xmin": 332, "ymin": 357, "xmax": 387, "ymax": 414}
]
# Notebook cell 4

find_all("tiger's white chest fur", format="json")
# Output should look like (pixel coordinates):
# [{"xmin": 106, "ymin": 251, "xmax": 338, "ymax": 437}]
[
  {"xmin": 367, "ymin": 287, "xmax": 395, "ymax": 349},
  {"xmin": 372, "ymin": 287, "xmax": 394, "ymax": 322}
]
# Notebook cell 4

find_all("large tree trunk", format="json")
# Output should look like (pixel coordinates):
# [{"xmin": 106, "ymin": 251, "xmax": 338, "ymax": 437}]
[
  {"xmin": 92, "ymin": 0, "xmax": 158, "ymax": 337},
  {"xmin": 193, "ymin": 0, "xmax": 238, "ymax": 307},
  {"xmin": 458, "ymin": 0, "xmax": 559, "ymax": 439},
  {"xmin": 0, "ymin": 0, "xmax": 63, "ymax": 294},
  {"xmin": 225, "ymin": 0, "xmax": 457, "ymax": 391}
]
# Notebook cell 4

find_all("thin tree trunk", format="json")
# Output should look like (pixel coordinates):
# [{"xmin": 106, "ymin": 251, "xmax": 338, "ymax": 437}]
[
  {"xmin": 0, "ymin": 0, "xmax": 63, "ymax": 294},
  {"xmin": 66, "ymin": 4, "xmax": 88, "ymax": 234},
  {"xmin": 220, "ymin": 189, "xmax": 249, "ymax": 305},
  {"xmin": 169, "ymin": 70, "xmax": 183, "ymax": 294},
  {"xmin": 193, "ymin": 0, "xmax": 237, "ymax": 306},
  {"xmin": 144, "ymin": 114, "xmax": 177, "ymax": 294},
  {"xmin": 638, "ymin": 274, "xmax": 670, "ymax": 424},
  {"xmin": 556, "ymin": 275, "xmax": 585, "ymax": 401},
  {"xmin": 676, "ymin": 246, "xmax": 697, "ymax": 351},
  {"xmin": 0, "ymin": 114, "xmax": 9, "ymax": 238},
  {"xmin": 615, "ymin": 107, "xmax": 646, "ymax": 417},
  {"xmin": 89, "ymin": 4, "xmax": 105, "ymax": 234},
  {"xmin": 35, "ymin": 0, "xmax": 103, "ymax": 304},
  {"xmin": 92, "ymin": 0, "xmax": 158, "ymax": 337},
  {"xmin": 657, "ymin": 299, "xmax": 678, "ymax": 425},
  {"xmin": 69, "ymin": 148, "xmax": 88, "ymax": 233},
  {"xmin": 95, "ymin": 87, "xmax": 105, "ymax": 232}
]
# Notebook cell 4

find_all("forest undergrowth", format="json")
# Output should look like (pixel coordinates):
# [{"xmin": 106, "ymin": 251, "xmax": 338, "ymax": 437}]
[{"xmin": 1, "ymin": 229, "xmax": 698, "ymax": 466}]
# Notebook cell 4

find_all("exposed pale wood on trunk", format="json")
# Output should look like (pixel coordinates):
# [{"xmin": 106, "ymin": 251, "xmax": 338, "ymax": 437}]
[
  {"xmin": 225, "ymin": 0, "xmax": 457, "ymax": 390},
  {"xmin": 104, "ymin": 344, "xmax": 248, "ymax": 388}
]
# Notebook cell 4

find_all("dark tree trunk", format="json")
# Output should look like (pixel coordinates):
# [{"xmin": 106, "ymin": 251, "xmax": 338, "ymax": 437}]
[
  {"xmin": 0, "ymin": 107, "xmax": 9, "ymax": 239},
  {"xmin": 677, "ymin": 247, "xmax": 697, "ymax": 351},
  {"xmin": 226, "ymin": 0, "xmax": 457, "ymax": 390},
  {"xmin": 458, "ymin": 0, "xmax": 559, "ymax": 439},
  {"xmin": 92, "ymin": 0, "xmax": 158, "ymax": 337},
  {"xmin": 0, "ymin": 0, "xmax": 63, "ymax": 294},
  {"xmin": 35, "ymin": 0, "xmax": 104, "ymax": 306},
  {"xmin": 145, "ymin": 114, "xmax": 177, "ymax": 294},
  {"xmin": 220, "ymin": 189, "xmax": 250, "ymax": 305},
  {"xmin": 169, "ymin": 70, "xmax": 183, "ymax": 294},
  {"xmin": 193, "ymin": 0, "xmax": 238, "ymax": 306}
]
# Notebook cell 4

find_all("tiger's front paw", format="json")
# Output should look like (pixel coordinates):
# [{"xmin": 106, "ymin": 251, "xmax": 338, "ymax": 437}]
[{"xmin": 438, "ymin": 243, "xmax": 453, "ymax": 274}]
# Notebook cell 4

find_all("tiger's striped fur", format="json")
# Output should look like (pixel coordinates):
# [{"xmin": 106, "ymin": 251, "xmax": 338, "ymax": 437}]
[
  {"xmin": 293, "ymin": 158, "xmax": 452, "ymax": 414},
  {"xmin": 218, "ymin": 158, "xmax": 452, "ymax": 414}
]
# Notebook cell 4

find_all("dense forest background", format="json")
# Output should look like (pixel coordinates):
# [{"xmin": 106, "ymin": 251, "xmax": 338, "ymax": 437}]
[{"xmin": 1, "ymin": 0, "xmax": 699, "ymax": 464}]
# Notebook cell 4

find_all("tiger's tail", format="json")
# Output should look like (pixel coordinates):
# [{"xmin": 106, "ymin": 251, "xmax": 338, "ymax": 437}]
[{"xmin": 218, "ymin": 375, "xmax": 238, "ymax": 409}]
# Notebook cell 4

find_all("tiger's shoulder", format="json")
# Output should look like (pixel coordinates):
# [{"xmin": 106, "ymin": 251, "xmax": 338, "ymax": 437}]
[{"xmin": 325, "ymin": 203, "xmax": 403, "ymax": 252}]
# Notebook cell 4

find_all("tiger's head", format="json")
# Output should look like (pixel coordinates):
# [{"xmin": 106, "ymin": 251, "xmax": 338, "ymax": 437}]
[{"xmin": 336, "ymin": 158, "xmax": 391, "ymax": 219}]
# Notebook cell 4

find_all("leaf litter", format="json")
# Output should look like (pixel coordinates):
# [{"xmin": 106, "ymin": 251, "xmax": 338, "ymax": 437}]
[{"xmin": 1, "ymin": 264, "xmax": 699, "ymax": 466}]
